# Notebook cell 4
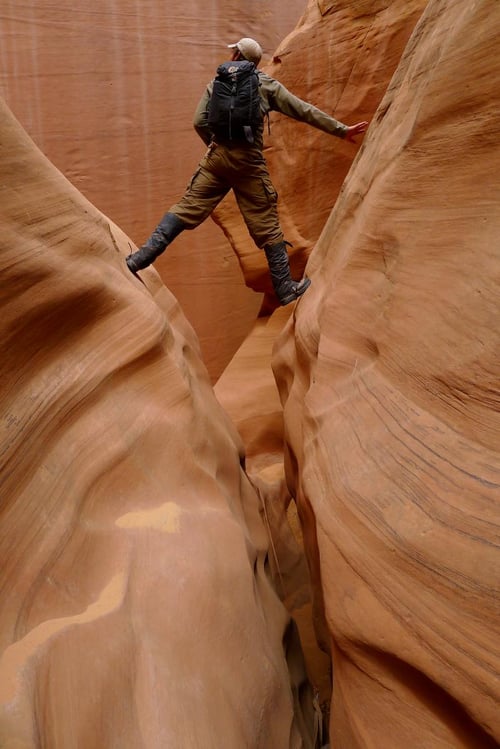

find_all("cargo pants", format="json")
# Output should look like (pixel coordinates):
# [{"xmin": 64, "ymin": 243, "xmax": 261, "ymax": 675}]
[{"xmin": 169, "ymin": 142, "xmax": 284, "ymax": 248}]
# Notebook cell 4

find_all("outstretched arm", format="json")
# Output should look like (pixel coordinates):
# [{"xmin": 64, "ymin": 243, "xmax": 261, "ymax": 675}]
[
  {"xmin": 344, "ymin": 121, "xmax": 369, "ymax": 142},
  {"xmin": 263, "ymin": 75, "xmax": 348, "ymax": 138},
  {"xmin": 261, "ymin": 74, "xmax": 368, "ymax": 142}
]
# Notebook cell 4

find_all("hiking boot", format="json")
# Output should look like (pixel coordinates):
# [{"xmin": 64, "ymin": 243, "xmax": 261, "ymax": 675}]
[
  {"xmin": 127, "ymin": 212, "xmax": 185, "ymax": 274},
  {"xmin": 264, "ymin": 240, "xmax": 311, "ymax": 305}
]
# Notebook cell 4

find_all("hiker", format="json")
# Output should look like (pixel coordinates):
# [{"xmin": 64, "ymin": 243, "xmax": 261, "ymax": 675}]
[{"xmin": 126, "ymin": 37, "xmax": 368, "ymax": 305}]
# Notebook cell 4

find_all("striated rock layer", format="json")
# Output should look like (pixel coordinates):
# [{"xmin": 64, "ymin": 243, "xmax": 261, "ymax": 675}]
[
  {"xmin": 214, "ymin": 0, "xmax": 428, "ymax": 714},
  {"xmin": 0, "ymin": 2, "xmax": 432, "ymax": 744},
  {"xmin": 274, "ymin": 0, "xmax": 500, "ymax": 745},
  {"xmin": 3, "ymin": 0, "xmax": 499, "ymax": 746},
  {"xmin": 0, "ymin": 98, "xmax": 313, "ymax": 748}
]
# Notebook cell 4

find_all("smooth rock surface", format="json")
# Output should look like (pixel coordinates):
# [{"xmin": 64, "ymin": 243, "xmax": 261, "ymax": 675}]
[
  {"xmin": 273, "ymin": 0, "xmax": 500, "ymax": 745},
  {"xmin": 0, "ymin": 98, "xmax": 312, "ymax": 748},
  {"xmin": 2, "ymin": 0, "xmax": 499, "ymax": 746},
  {"xmin": 214, "ymin": 0, "xmax": 428, "ymax": 715}
]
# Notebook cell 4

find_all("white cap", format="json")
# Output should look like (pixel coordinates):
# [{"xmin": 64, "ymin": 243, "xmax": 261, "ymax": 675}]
[{"xmin": 228, "ymin": 37, "xmax": 263, "ymax": 65}]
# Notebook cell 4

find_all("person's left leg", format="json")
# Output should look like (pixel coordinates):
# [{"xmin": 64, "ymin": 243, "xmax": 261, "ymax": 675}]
[
  {"xmin": 263, "ymin": 240, "xmax": 311, "ymax": 306},
  {"xmin": 231, "ymin": 150, "xmax": 311, "ymax": 305}
]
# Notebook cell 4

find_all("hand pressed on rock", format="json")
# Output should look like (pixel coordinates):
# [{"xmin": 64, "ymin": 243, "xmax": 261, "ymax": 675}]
[{"xmin": 345, "ymin": 121, "xmax": 369, "ymax": 142}]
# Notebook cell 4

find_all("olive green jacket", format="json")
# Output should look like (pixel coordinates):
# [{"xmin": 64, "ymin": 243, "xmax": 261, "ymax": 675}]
[{"xmin": 193, "ymin": 70, "xmax": 348, "ymax": 150}]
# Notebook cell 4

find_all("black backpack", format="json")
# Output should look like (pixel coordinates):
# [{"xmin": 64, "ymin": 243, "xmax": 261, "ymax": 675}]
[{"xmin": 207, "ymin": 60, "xmax": 262, "ymax": 144}]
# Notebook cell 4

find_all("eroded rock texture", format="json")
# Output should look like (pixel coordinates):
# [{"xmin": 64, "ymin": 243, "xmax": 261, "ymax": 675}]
[
  {"xmin": 2, "ymin": 0, "xmax": 499, "ymax": 747},
  {"xmin": 214, "ymin": 0, "xmax": 428, "ymax": 714},
  {"xmin": 0, "ymin": 99, "xmax": 313, "ymax": 748},
  {"xmin": 273, "ymin": 0, "xmax": 500, "ymax": 745}
]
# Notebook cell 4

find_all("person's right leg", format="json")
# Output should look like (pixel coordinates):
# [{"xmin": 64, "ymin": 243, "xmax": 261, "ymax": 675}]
[
  {"xmin": 126, "ymin": 148, "xmax": 229, "ymax": 274},
  {"xmin": 126, "ymin": 212, "xmax": 185, "ymax": 273}
]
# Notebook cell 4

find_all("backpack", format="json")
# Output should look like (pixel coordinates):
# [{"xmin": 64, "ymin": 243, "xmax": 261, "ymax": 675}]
[{"xmin": 207, "ymin": 60, "xmax": 262, "ymax": 144}]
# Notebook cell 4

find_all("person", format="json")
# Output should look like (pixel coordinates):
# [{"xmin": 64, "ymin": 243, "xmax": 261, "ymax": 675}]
[{"xmin": 126, "ymin": 37, "xmax": 368, "ymax": 305}]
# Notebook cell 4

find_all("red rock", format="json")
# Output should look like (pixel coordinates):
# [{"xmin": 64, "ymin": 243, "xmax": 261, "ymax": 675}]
[
  {"xmin": 2, "ymin": 0, "xmax": 497, "ymax": 746},
  {"xmin": 0, "ymin": 98, "xmax": 312, "ymax": 747},
  {"xmin": 274, "ymin": 0, "xmax": 500, "ymax": 745}
]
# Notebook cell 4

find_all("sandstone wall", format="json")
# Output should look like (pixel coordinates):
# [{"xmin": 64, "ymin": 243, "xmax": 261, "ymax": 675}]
[
  {"xmin": 214, "ymin": 0, "xmax": 428, "ymax": 715},
  {"xmin": 0, "ymin": 98, "xmax": 313, "ymax": 748},
  {"xmin": 2, "ymin": 0, "xmax": 499, "ymax": 746},
  {"xmin": 273, "ymin": 0, "xmax": 500, "ymax": 745}
]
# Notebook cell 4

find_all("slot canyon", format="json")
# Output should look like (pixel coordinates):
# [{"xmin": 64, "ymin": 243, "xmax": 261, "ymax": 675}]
[{"xmin": 0, "ymin": 1, "xmax": 499, "ymax": 747}]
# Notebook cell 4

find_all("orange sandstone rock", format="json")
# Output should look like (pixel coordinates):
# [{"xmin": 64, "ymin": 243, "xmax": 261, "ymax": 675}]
[
  {"xmin": 274, "ymin": 0, "xmax": 500, "ymax": 745},
  {"xmin": 3, "ymin": 0, "xmax": 497, "ymax": 746},
  {"xmin": 214, "ymin": 0, "xmax": 428, "ymax": 716},
  {"xmin": 0, "ymin": 99, "xmax": 312, "ymax": 748}
]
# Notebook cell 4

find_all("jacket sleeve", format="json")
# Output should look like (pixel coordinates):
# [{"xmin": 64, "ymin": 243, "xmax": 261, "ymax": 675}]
[
  {"xmin": 193, "ymin": 85, "xmax": 213, "ymax": 145},
  {"xmin": 261, "ymin": 74, "xmax": 348, "ymax": 139}
]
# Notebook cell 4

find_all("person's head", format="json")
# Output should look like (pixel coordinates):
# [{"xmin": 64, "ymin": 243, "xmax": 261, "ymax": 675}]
[{"xmin": 227, "ymin": 38, "xmax": 263, "ymax": 66}]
